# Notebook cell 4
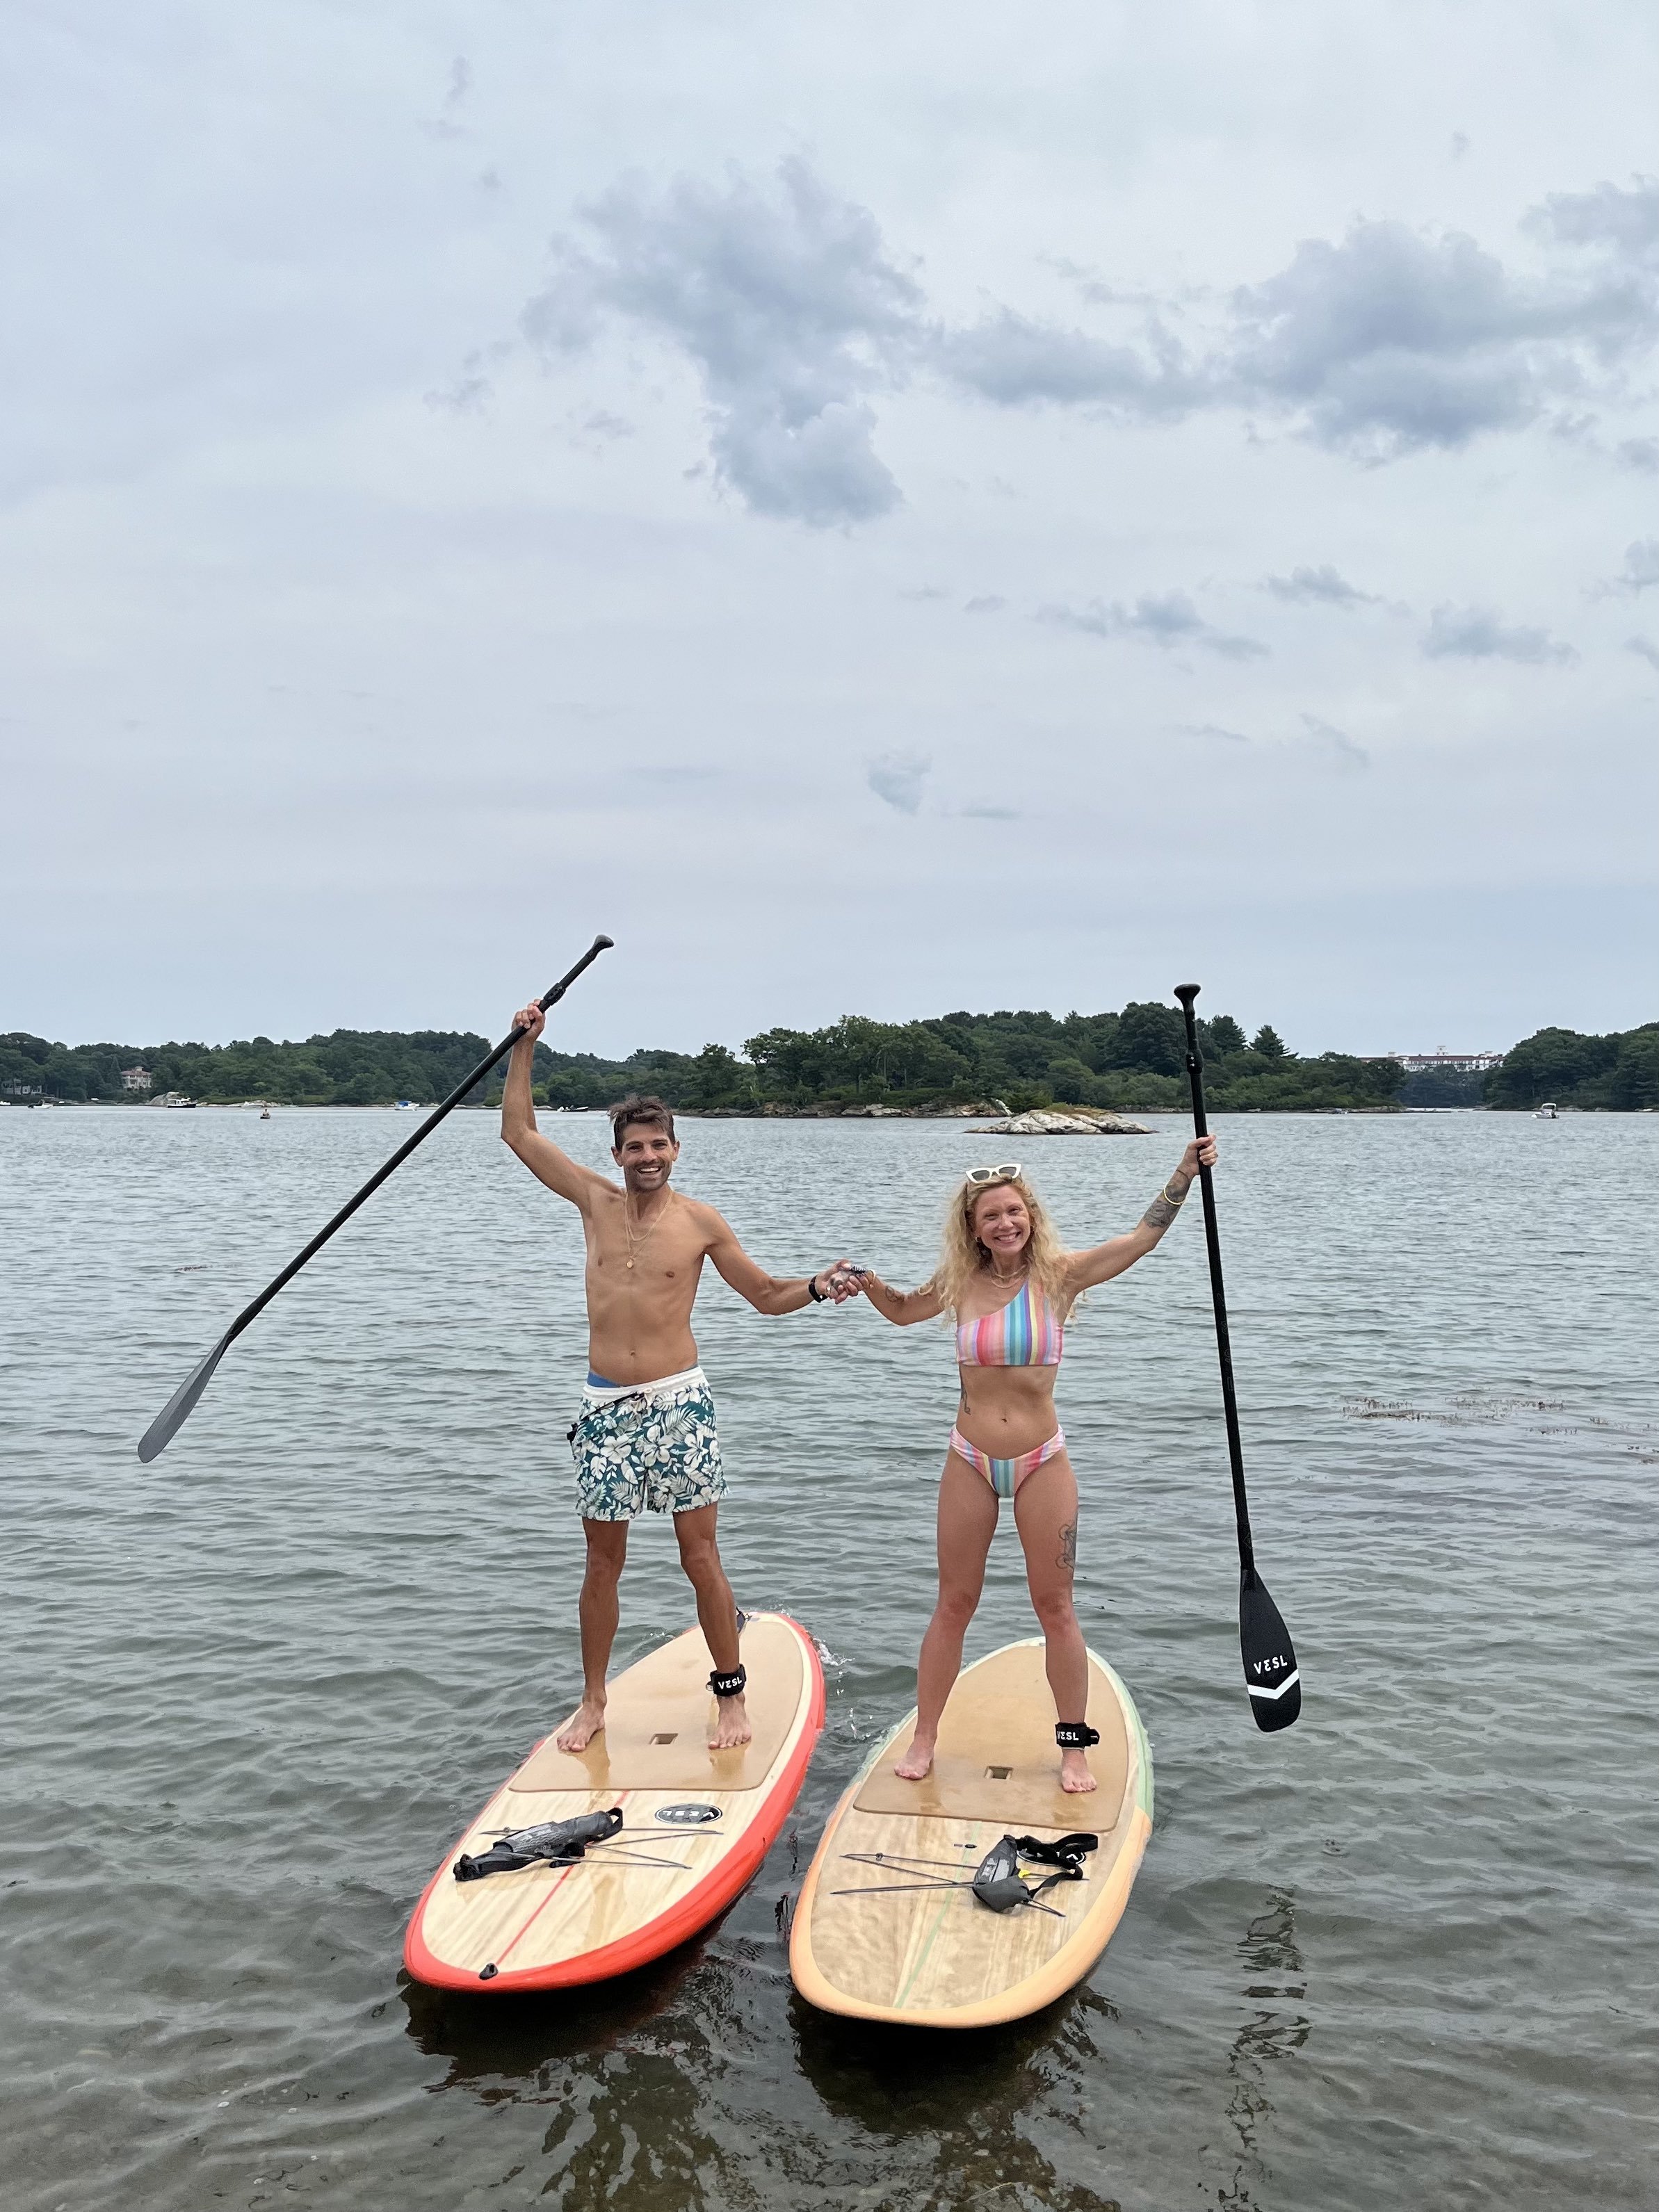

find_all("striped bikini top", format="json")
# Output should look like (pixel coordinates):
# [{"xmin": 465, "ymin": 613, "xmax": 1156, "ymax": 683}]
[{"xmin": 955, "ymin": 1278, "xmax": 1065, "ymax": 1368}]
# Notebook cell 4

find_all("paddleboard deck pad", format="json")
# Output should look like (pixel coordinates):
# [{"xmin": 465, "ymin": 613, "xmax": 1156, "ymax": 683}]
[
  {"xmin": 790, "ymin": 1638, "xmax": 1151, "ymax": 2027},
  {"xmin": 405, "ymin": 1611, "xmax": 823, "ymax": 1992}
]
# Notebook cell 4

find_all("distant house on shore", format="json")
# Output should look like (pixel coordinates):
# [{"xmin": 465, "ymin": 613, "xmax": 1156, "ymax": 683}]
[
  {"xmin": 1386, "ymin": 1049, "xmax": 1505, "ymax": 1073},
  {"xmin": 122, "ymin": 1065, "xmax": 152, "ymax": 1092}
]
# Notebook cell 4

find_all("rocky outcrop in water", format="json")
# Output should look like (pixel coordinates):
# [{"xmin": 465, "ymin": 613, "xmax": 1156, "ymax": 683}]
[{"xmin": 968, "ymin": 1109, "xmax": 1151, "ymax": 1136}]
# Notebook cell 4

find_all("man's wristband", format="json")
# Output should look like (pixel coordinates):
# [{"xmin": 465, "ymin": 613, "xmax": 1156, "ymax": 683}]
[{"xmin": 805, "ymin": 1272, "xmax": 827, "ymax": 1303}]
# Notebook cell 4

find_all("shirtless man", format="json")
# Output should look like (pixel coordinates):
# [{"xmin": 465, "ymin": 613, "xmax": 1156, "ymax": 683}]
[{"xmin": 502, "ymin": 1002, "xmax": 856, "ymax": 1754}]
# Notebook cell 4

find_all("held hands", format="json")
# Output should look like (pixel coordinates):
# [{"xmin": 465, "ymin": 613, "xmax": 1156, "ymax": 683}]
[
  {"xmin": 511, "ymin": 1001, "xmax": 548, "ymax": 1046},
  {"xmin": 816, "ymin": 1260, "xmax": 867, "ymax": 1304}
]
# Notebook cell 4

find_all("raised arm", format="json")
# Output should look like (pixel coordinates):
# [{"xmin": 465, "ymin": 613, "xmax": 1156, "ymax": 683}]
[
  {"xmin": 499, "ymin": 1002, "xmax": 617, "ymax": 1212},
  {"xmin": 702, "ymin": 1210, "xmax": 860, "ymax": 1315},
  {"xmin": 855, "ymin": 1270, "xmax": 946, "ymax": 1327},
  {"xmin": 1064, "ymin": 1137, "xmax": 1217, "ymax": 1294}
]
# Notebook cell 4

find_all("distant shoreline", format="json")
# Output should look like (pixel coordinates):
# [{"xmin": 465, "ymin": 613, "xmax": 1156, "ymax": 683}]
[
  {"xmin": 9, "ymin": 1098, "xmax": 1511, "ymax": 1118},
  {"xmin": 7, "ymin": 1009, "xmax": 1651, "ymax": 1113}
]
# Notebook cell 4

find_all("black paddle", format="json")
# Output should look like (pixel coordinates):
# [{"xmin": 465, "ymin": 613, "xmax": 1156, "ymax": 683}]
[
  {"xmin": 136, "ymin": 934, "xmax": 615, "ymax": 1463},
  {"xmin": 1173, "ymin": 984, "xmax": 1302, "ymax": 1732}
]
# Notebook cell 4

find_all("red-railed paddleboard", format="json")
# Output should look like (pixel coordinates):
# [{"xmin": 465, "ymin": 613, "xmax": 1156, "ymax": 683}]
[{"xmin": 405, "ymin": 1612, "xmax": 823, "ymax": 1992}]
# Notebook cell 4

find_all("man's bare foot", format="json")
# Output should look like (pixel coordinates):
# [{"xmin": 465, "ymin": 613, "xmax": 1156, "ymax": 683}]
[
  {"xmin": 556, "ymin": 1699, "xmax": 606, "ymax": 1753},
  {"xmin": 1060, "ymin": 1748, "xmax": 1098, "ymax": 1794},
  {"xmin": 893, "ymin": 1736, "xmax": 935, "ymax": 1781},
  {"xmin": 710, "ymin": 1694, "xmax": 753, "ymax": 1750}
]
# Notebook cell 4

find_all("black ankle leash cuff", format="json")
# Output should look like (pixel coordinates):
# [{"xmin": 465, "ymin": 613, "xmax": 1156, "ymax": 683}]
[
  {"xmin": 1054, "ymin": 1722, "xmax": 1100, "ymax": 1749},
  {"xmin": 709, "ymin": 1666, "xmax": 747, "ymax": 1700}
]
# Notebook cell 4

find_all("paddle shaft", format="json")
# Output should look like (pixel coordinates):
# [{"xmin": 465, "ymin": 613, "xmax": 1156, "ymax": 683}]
[
  {"xmin": 1174, "ymin": 984, "xmax": 1256, "ymax": 1580},
  {"xmin": 214, "ymin": 934, "xmax": 613, "ymax": 1357}
]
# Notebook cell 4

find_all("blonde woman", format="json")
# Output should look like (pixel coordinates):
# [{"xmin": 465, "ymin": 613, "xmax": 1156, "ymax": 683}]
[{"xmin": 854, "ymin": 1139, "xmax": 1216, "ymax": 1794}]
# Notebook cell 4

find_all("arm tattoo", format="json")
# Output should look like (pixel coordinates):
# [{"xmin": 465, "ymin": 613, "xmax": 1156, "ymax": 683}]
[
  {"xmin": 1058, "ymin": 1520, "xmax": 1077, "ymax": 1570},
  {"xmin": 1140, "ymin": 1164, "xmax": 1194, "ymax": 1233}
]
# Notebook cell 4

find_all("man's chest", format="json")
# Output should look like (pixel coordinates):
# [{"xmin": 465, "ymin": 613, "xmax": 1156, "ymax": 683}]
[{"xmin": 585, "ymin": 1220, "xmax": 709, "ymax": 1284}]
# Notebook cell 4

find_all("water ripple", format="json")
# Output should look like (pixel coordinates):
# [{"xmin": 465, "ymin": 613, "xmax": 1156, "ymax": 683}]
[{"xmin": 1, "ymin": 1105, "xmax": 1655, "ymax": 2209}]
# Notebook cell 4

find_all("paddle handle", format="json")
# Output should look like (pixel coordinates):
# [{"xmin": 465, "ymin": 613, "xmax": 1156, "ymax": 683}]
[
  {"xmin": 1174, "ymin": 984, "xmax": 1256, "ymax": 1581},
  {"xmin": 219, "ymin": 935, "xmax": 614, "ymax": 1350}
]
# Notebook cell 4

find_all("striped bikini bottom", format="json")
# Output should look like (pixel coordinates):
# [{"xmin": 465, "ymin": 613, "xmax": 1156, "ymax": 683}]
[{"xmin": 948, "ymin": 1425, "xmax": 1067, "ymax": 1499}]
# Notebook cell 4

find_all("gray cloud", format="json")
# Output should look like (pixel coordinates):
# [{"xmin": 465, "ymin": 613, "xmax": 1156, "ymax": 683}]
[
  {"xmin": 419, "ymin": 54, "xmax": 473, "ymax": 140},
  {"xmin": 519, "ymin": 163, "xmax": 1656, "ymax": 519},
  {"xmin": 1627, "ymin": 637, "xmax": 1659, "ymax": 672},
  {"xmin": 964, "ymin": 594, "xmax": 1006, "ymax": 613},
  {"xmin": 1174, "ymin": 722, "xmax": 1251, "ymax": 742},
  {"xmin": 425, "ymin": 372, "xmax": 490, "ymax": 414},
  {"xmin": 935, "ymin": 308, "xmax": 1195, "ymax": 414},
  {"xmin": 1223, "ymin": 207, "xmax": 1654, "ymax": 458},
  {"xmin": 1298, "ymin": 714, "xmax": 1370, "ymax": 772},
  {"xmin": 1617, "ymin": 437, "xmax": 1659, "ymax": 473},
  {"xmin": 1421, "ymin": 604, "xmax": 1579, "ymax": 664},
  {"xmin": 941, "ymin": 186, "xmax": 1656, "ymax": 460},
  {"xmin": 1593, "ymin": 537, "xmax": 1659, "ymax": 596},
  {"xmin": 866, "ymin": 749, "xmax": 930, "ymax": 813},
  {"xmin": 1042, "ymin": 591, "xmax": 1268, "ymax": 660},
  {"xmin": 1526, "ymin": 175, "xmax": 1659, "ymax": 264},
  {"xmin": 1264, "ymin": 562, "xmax": 1379, "ymax": 607},
  {"xmin": 523, "ymin": 160, "xmax": 920, "ymax": 525}
]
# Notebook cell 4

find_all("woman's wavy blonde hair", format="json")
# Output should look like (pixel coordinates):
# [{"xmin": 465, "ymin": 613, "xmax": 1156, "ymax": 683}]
[{"xmin": 932, "ymin": 1171, "xmax": 1074, "ymax": 1319}]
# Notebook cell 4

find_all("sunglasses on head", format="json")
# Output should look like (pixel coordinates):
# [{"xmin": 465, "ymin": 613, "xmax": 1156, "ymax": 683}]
[{"xmin": 965, "ymin": 1163, "xmax": 1021, "ymax": 1185}]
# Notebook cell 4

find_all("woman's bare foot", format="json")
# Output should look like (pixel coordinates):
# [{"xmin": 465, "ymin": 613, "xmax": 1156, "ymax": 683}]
[
  {"xmin": 710, "ymin": 1694, "xmax": 753, "ymax": 1750},
  {"xmin": 556, "ymin": 1699, "xmax": 606, "ymax": 1753},
  {"xmin": 893, "ymin": 1736, "xmax": 936, "ymax": 1781},
  {"xmin": 1060, "ymin": 1748, "xmax": 1097, "ymax": 1794}
]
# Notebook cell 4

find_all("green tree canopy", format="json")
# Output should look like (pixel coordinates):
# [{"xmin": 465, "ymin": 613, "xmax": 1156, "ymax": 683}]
[
  {"xmin": 35, "ymin": 1001, "xmax": 1659, "ymax": 1116},
  {"xmin": 1108, "ymin": 1002, "xmax": 1185, "ymax": 1075},
  {"xmin": 1485, "ymin": 1023, "xmax": 1656, "ymax": 1110}
]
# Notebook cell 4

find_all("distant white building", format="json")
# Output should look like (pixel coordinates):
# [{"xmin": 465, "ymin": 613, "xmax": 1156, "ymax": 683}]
[
  {"xmin": 1387, "ymin": 1050, "xmax": 1505, "ymax": 1073},
  {"xmin": 122, "ymin": 1066, "xmax": 152, "ymax": 1091}
]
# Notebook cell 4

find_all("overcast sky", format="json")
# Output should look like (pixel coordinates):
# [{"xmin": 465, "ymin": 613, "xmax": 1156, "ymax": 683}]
[{"xmin": 6, "ymin": 2, "xmax": 1655, "ymax": 1059}]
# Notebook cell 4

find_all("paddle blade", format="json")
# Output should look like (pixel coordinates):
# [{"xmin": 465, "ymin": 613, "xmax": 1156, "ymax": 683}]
[
  {"xmin": 137, "ymin": 1334, "xmax": 232, "ymax": 1463},
  {"xmin": 1240, "ymin": 1570, "xmax": 1301, "ymax": 1732}
]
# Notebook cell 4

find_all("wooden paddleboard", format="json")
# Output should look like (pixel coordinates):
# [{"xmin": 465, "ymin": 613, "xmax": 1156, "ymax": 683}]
[
  {"xmin": 790, "ymin": 1637, "xmax": 1152, "ymax": 2028},
  {"xmin": 405, "ymin": 1611, "xmax": 823, "ymax": 1992}
]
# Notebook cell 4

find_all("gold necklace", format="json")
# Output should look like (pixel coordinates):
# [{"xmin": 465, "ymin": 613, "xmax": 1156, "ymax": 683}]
[{"xmin": 622, "ymin": 1188, "xmax": 674, "ymax": 1269}]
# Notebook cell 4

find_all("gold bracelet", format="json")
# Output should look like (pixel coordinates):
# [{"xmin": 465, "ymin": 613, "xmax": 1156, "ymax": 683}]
[{"xmin": 1161, "ymin": 1180, "xmax": 1187, "ymax": 1205}]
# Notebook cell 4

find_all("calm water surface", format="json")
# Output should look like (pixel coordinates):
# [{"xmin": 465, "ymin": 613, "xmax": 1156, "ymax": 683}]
[{"xmin": 3, "ymin": 1105, "xmax": 1656, "ymax": 2211}]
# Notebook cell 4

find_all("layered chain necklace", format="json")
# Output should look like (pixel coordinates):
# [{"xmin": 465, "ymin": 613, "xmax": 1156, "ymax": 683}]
[{"xmin": 622, "ymin": 1188, "xmax": 675, "ymax": 1270}]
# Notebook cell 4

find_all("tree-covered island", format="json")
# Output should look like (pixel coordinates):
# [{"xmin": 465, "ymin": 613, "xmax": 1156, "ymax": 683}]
[{"xmin": 3, "ymin": 1009, "xmax": 1651, "ymax": 1113}]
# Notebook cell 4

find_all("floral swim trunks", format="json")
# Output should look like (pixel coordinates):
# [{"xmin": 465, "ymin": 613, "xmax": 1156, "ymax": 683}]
[{"xmin": 567, "ymin": 1365, "xmax": 727, "ymax": 1522}]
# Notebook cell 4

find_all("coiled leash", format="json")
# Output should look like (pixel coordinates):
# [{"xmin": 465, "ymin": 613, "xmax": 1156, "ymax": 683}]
[
  {"xmin": 453, "ymin": 1807, "xmax": 701, "ymax": 1881},
  {"xmin": 971, "ymin": 1831, "xmax": 1099, "ymax": 1912},
  {"xmin": 833, "ymin": 1831, "xmax": 1099, "ymax": 1917},
  {"xmin": 454, "ymin": 1807, "xmax": 624, "ymax": 1880}
]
